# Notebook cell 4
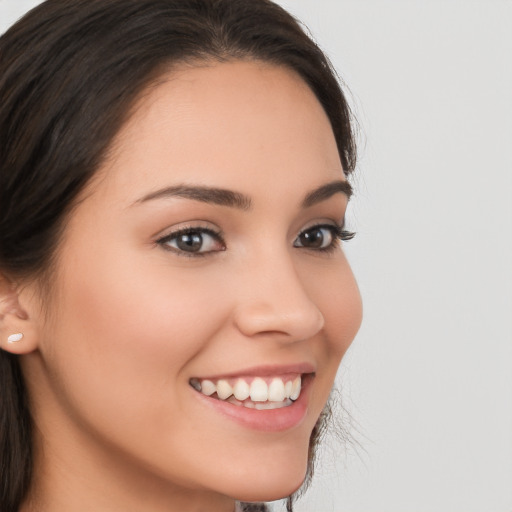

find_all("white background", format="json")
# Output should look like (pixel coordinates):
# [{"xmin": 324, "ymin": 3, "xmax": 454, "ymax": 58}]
[{"xmin": 1, "ymin": 1, "xmax": 511, "ymax": 511}]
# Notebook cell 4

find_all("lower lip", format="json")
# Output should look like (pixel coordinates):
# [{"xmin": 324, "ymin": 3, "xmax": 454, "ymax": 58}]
[{"xmin": 193, "ymin": 375, "xmax": 312, "ymax": 432}]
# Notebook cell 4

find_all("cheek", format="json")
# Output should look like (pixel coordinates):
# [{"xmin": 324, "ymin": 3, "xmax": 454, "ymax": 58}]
[
  {"xmin": 308, "ymin": 257, "xmax": 362, "ymax": 359},
  {"xmin": 324, "ymin": 275, "xmax": 362, "ymax": 357},
  {"xmin": 298, "ymin": 257, "xmax": 362, "ymax": 418},
  {"xmin": 60, "ymin": 262, "xmax": 225, "ymax": 370},
  {"xmin": 43, "ymin": 250, "xmax": 230, "ymax": 428}
]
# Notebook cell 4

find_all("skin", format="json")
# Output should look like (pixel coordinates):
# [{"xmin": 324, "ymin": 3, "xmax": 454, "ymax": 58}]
[{"xmin": 3, "ymin": 60, "xmax": 362, "ymax": 512}]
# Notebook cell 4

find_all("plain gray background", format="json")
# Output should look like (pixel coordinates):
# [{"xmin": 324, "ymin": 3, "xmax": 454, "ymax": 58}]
[{"xmin": 1, "ymin": 1, "xmax": 511, "ymax": 511}]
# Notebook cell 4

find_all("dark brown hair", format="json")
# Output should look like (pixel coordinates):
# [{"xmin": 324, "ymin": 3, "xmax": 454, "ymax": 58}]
[{"xmin": 0, "ymin": 1, "xmax": 357, "ymax": 510}]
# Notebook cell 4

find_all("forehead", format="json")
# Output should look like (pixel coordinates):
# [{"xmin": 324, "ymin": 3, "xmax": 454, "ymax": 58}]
[{"xmin": 92, "ymin": 60, "xmax": 344, "ymax": 203}]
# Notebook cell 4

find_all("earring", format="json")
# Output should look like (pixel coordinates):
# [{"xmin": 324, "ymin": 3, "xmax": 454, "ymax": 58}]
[{"xmin": 7, "ymin": 333, "xmax": 23, "ymax": 343}]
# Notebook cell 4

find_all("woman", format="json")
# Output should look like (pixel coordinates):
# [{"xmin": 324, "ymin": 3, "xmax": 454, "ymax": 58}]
[{"xmin": 0, "ymin": 1, "xmax": 362, "ymax": 510}]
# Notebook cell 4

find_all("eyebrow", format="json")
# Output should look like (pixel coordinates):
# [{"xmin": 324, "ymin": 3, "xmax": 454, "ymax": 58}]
[
  {"xmin": 135, "ymin": 179, "xmax": 352, "ymax": 210},
  {"xmin": 301, "ymin": 180, "xmax": 352, "ymax": 208},
  {"xmin": 136, "ymin": 184, "xmax": 252, "ymax": 210}
]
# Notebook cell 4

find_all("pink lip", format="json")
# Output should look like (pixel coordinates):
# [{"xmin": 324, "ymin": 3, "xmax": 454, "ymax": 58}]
[
  {"xmin": 193, "ymin": 362, "xmax": 316, "ymax": 381},
  {"xmin": 192, "ymin": 372, "xmax": 314, "ymax": 432}
]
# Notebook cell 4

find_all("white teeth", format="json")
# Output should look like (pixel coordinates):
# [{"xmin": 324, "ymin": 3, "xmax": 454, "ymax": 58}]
[
  {"xmin": 250, "ymin": 378, "xmax": 268, "ymax": 402},
  {"xmin": 290, "ymin": 376, "xmax": 301, "ymax": 401},
  {"xmin": 284, "ymin": 380, "xmax": 293, "ymax": 398},
  {"xmin": 233, "ymin": 379, "xmax": 250, "ymax": 401},
  {"xmin": 201, "ymin": 379, "xmax": 217, "ymax": 396},
  {"xmin": 268, "ymin": 378, "xmax": 286, "ymax": 402},
  {"xmin": 193, "ymin": 375, "xmax": 303, "ymax": 404},
  {"xmin": 216, "ymin": 379, "xmax": 233, "ymax": 400}
]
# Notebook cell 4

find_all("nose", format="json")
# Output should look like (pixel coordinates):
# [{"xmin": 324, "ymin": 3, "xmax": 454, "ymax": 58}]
[{"xmin": 232, "ymin": 254, "xmax": 325, "ymax": 342}]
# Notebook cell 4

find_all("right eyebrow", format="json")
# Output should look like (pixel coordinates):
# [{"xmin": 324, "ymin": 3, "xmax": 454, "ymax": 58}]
[
  {"xmin": 301, "ymin": 180, "xmax": 353, "ymax": 208},
  {"xmin": 133, "ymin": 184, "xmax": 252, "ymax": 211}
]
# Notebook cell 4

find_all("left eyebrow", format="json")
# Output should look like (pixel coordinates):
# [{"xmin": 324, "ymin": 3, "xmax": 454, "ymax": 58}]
[
  {"xmin": 134, "ymin": 184, "xmax": 252, "ymax": 210},
  {"xmin": 301, "ymin": 180, "xmax": 353, "ymax": 208}
]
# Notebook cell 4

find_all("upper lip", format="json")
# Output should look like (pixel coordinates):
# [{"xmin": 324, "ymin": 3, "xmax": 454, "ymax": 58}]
[{"xmin": 192, "ymin": 362, "xmax": 316, "ymax": 380}]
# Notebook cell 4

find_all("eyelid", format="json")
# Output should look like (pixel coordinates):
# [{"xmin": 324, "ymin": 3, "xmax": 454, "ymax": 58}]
[{"xmin": 153, "ymin": 220, "xmax": 221, "ymax": 240}]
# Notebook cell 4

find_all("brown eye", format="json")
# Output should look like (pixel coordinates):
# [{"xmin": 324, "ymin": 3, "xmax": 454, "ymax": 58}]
[
  {"xmin": 158, "ymin": 228, "xmax": 224, "ymax": 255},
  {"xmin": 294, "ymin": 226, "xmax": 335, "ymax": 250},
  {"xmin": 176, "ymin": 232, "xmax": 203, "ymax": 252}
]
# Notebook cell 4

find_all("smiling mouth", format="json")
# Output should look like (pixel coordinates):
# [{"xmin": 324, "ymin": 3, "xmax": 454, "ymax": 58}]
[{"xmin": 189, "ymin": 375, "xmax": 303, "ymax": 410}]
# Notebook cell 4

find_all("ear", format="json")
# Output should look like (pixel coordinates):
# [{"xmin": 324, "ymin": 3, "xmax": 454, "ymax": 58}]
[{"xmin": 0, "ymin": 272, "xmax": 40, "ymax": 354}]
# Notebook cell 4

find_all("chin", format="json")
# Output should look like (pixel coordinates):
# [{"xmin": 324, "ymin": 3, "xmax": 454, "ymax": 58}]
[
  {"xmin": 233, "ymin": 477, "xmax": 305, "ymax": 504},
  {"xmin": 223, "ymin": 449, "xmax": 309, "ymax": 503}
]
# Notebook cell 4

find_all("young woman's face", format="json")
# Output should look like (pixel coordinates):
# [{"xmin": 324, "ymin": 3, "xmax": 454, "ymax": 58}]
[{"xmin": 26, "ymin": 61, "xmax": 362, "ymax": 508}]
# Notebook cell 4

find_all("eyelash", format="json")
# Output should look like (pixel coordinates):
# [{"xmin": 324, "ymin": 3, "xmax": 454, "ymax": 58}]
[
  {"xmin": 156, "ymin": 223, "xmax": 355, "ymax": 257},
  {"xmin": 297, "ymin": 224, "xmax": 355, "ymax": 254}
]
